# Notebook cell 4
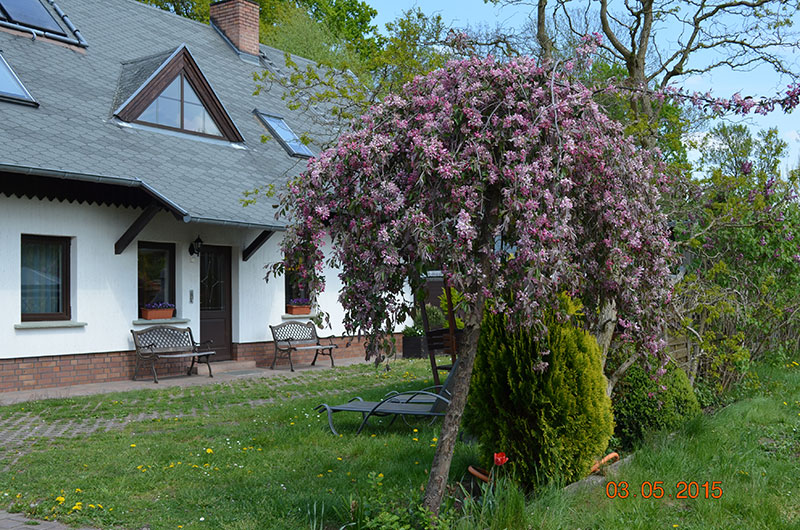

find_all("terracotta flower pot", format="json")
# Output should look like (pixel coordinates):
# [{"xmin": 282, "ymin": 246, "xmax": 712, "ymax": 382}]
[
  {"xmin": 141, "ymin": 307, "xmax": 175, "ymax": 320},
  {"xmin": 286, "ymin": 304, "xmax": 311, "ymax": 315}
]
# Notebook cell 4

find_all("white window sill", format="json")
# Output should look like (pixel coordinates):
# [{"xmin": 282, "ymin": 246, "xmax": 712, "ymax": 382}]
[
  {"xmin": 132, "ymin": 318, "xmax": 191, "ymax": 326},
  {"xmin": 15, "ymin": 320, "xmax": 88, "ymax": 329},
  {"xmin": 281, "ymin": 312, "xmax": 318, "ymax": 320}
]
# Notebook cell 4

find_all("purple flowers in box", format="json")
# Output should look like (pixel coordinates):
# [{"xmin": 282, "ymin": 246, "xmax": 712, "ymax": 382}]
[
  {"xmin": 143, "ymin": 302, "xmax": 175, "ymax": 310},
  {"xmin": 288, "ymin": 298, "xmax": 311, "ymax": 305}
]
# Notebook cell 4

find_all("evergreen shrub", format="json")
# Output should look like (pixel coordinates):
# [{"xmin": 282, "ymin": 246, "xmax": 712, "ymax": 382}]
[
  {"xmin": 465, "ymin": 300, "xmax": 613, "ymax": 489},
  {"xmin": 612, "ymin": 361, "xmax": 701, "ymax": 448}
]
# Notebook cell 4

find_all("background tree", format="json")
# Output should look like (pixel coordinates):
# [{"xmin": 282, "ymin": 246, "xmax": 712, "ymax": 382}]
[
  {"xmin": 271, "ymin": 55, "xmax": 674, "ymax": 513},
  {"xmin": 139, "ymin": 0, "xmax": 382, "ymax": 64},
  {"xmin": 669, "ymin": 124, "xmax": 800, "ymax": 397}
]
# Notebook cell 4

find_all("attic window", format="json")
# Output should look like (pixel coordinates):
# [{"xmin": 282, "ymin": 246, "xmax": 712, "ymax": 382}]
[
  {"xmin": 0, "ymin": 52, "xmax": 36, "ymax": 106},
  {"xmin": 115, "ymin": 46, "xmax": 243, "ymax": 143},
  {"xmin": 137, "ymin": 73, "xmax": 222, "ymax": 137},
  {"xmin": 0, "ymin": 0, "xmax": 65, "ymax": 35},
  {"xmin": 255, "ymin": 111, "xmax": 313, "ymax": 158}
]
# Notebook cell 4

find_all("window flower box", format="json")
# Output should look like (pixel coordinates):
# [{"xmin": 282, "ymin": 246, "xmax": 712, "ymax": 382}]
[
  {"xmin": 286, "ymin": 298, "xmax": 311, "ymax": 315},
  {"xmin": 141, "ymin": 302, "xmax": 175, "ymax": 320}
]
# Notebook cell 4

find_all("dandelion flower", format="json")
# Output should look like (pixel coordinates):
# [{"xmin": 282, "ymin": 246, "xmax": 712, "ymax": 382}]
[
  {"xmin": 206, "ymin": 448, "xmax": 213, "ymax": 454},
  {"xmin": 130, "ymin": 444, "xmax": 136, "ymax": 448}
]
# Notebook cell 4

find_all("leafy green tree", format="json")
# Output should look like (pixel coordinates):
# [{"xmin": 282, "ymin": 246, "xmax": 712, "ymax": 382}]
[
  {"xmin": 139, "ymin": 0, "xmax": 381, "ymax": 64},
  {"xmin": 670, "ymin": 124, "xmax": 800, "ymax": 394},
  {"xmin": 254, "ymin": 7, "xmax": 452, "ymax": 145},
  {"xmin": 139, "ymin": 0, "xmax": 208, "ymax": 20}
]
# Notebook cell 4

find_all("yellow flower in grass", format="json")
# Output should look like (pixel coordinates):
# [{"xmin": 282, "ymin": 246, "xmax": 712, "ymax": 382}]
[
  {"xmin": 75, "ymin": 488, "xmax": 82, "ymax": 493},
  {"xmin": 130, "ymin": 444, "xmax": 136, "ymax": 448},
  {"xmin": 206, "ymin": 448, "xmax": 214, "ymax": 454},
  {"xmin": 337, "ymin": 457, "xmax": 343, "ymax": 461},
  {"xmin": 55, "ymin": 496, "xmax": 65, "ymax": 504},
  {"xmin": 412, "ymin": 438, "xmax": 418, "ymax": 442},
  {"xmin": 413, "ymin": 428, "xmax": 418, "ymax": 433}
]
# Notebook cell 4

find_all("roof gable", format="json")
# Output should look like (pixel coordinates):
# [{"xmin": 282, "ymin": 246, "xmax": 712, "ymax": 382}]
[{"xmin": 114, "ymin": 44, "xmax": 243, "ymax": 142}]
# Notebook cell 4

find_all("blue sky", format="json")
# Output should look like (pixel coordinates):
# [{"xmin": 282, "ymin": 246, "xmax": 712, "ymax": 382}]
[{"xmin": 366, "ymin": 0, "xmax": 800, "ymax": 170}]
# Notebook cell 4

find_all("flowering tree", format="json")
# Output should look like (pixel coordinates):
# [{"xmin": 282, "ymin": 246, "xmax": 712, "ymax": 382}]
[{"xmin": 272, "ymin": 55, "xmax": 674, "ymax": 513}]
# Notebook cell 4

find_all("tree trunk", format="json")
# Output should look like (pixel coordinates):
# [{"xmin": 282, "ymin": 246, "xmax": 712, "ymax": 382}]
[
  {"xmin": 605, "ymin": 351, "xmax": 638, "ymax": 397},
  {"xmin": 421, "ymin": 292, "xmax": 485, "ymax": 516},
  {"xmin": 595, "ymin": 298, "xmax": 617, "ymax": 370}
]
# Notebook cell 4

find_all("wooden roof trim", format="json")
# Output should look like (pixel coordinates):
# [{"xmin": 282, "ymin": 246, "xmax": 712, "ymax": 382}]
[{"xmin": 115, "ymin": 47, "xmax": 244, "ymax": 143}]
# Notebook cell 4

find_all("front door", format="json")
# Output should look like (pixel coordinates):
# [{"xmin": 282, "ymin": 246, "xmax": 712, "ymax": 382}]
[{"xmin": 200, "ymin": 245, "xmax": 232, "ymax": 361}]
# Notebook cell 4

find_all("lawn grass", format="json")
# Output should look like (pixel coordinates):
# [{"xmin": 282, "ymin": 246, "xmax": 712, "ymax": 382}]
[
  {"xmin": 0, "ymin": 359, "xmax": 478, "ymax": 529},
  {"xmin": 520, "ymin": 362, "xmax": 800, "ymax": 529},
  {"xmin": 1, "ymin": 360, "xmax": 798, "ymax": 529}
]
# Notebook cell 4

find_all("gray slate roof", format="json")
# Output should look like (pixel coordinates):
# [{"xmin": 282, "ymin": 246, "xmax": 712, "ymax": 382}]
[{"xmin": 0, "ymin": 0, "xmax": 330, "ymax": 228}]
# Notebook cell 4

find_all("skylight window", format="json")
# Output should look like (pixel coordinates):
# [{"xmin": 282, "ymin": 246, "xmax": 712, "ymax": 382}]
[
  {"xmin": 255, "ymin": 112, "xmax": 313, "ymax": 158},
  {"xmin": 0, "ymin": 0, "xmax": 65, "ymax": 35},
  {"xmin": 0, "ymin": 53, "xmax": 36, "ymax": 105},
  {"xmin": 136, "ymin": 73, "xmax": 222, "ymax": 137}
]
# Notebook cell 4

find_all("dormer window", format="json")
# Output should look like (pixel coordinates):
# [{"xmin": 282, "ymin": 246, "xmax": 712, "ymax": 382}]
[
  {"xmin": 0, "ymin": 53, "xmax": 36, "ymax": 106},
  {"xmin": 114, "ymin": 45, "xmax": 243, "ymax": 143},
  {"xmin": 255, "ymin": 111, "xmax": 313, "ymax": 158},
  {"xmin": 137, "ymin": 73, "xmax": 222, "ymax": 137}
]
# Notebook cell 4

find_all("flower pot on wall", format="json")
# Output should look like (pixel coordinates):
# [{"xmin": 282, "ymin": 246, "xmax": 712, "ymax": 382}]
[
  {"xmin": 141, "ymin": 307, "xmax": 175, "ymax": 320},
  {"xmin": 286, "ymin": 304, "xmax": 311, "ymax": 315}
]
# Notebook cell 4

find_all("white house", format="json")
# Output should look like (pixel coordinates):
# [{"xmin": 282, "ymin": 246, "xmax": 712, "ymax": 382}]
[{"xmin": 0, "ymin": 0, "xmax": 374, "ymax": 392}]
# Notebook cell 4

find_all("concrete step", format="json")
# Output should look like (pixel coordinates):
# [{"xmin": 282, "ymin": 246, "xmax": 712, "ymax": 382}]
[{"xmin": 210, "ymin": 360, "xmax": 257, "ymax": 374}]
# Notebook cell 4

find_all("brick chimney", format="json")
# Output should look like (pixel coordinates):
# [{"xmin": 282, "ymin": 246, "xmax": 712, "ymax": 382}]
[{"xmin": 210, "ymin": 0, "xmax": 260, "ymax": 56}]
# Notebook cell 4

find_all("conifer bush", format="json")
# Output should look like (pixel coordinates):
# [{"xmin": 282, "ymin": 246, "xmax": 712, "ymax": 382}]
[
  {"xmin": 612, "ymin": 361, "xmax": 701, "ymax": 448},
  {"xmin": 465, "ymin": 301, "xmax": 613, "ymax": 489}
]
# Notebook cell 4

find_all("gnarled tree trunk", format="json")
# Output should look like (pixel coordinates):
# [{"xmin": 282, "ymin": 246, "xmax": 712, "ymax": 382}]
[{"xmin": 421, "ymin": 291, "xmax": 485, "ymax": 515}]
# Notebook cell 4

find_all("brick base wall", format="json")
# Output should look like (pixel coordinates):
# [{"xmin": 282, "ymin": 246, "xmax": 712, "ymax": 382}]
[
  {"xmin": 231, "ymin": 335, "xmax": 396, "ymax": 368},
  {"xmin": 0, "ymin": 334, "xmax": 404, "ymax": 393},
  {"xmin": 0, "ymin": 351, "xmax": 203, "ymax": 393}
]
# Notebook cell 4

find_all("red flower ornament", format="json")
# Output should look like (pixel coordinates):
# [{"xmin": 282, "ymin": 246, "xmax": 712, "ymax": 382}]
[{"xmin": 493, "ymin": 452, "xmax": 509, "ymax": 466}]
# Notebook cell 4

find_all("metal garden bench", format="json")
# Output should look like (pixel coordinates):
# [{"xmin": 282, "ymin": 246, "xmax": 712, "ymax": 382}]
[
  {"xmin": 131, "ymin": 325, "xmax": 215, "ymax": 383},
  {"xmin": 269, "ymin": 321, "xmax": 337, "ymax": 372}
]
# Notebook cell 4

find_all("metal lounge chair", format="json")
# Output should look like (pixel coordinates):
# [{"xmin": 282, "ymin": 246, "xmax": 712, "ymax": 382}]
[{"xmin": 314, "ymin": 359, "xmax": 459, "ymax": 435}]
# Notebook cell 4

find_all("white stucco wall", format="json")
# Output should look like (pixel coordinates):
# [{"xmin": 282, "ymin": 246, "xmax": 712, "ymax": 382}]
[
  {"xmin": 0, "ymin": 196, "xmax": 289, "ymax": 359},
  {"xmin": 0, "ymin": 196, "xmax": 406, "ymax": 360}
]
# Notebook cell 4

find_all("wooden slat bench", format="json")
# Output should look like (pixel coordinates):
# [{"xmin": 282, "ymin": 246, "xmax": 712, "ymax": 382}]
[
  {"xmin": 131, "ymin": 325, "xmax": 215, "ymax": 383},
  {"xmin": 269, "ymin": 321, "xmax": 337, "ymax": 372}
]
